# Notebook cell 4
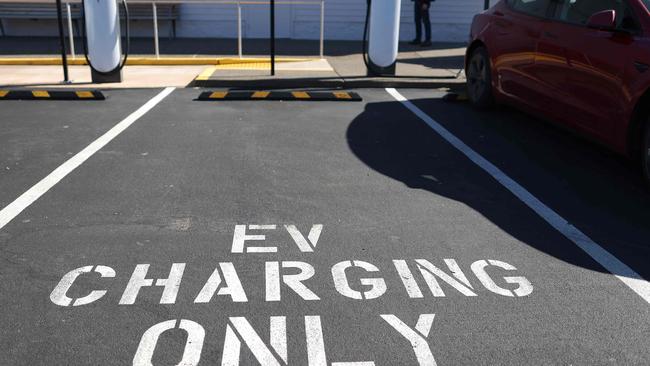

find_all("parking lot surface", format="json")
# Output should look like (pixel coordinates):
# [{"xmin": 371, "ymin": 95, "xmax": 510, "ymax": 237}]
[{"xmin": 1, "ymin": 88, "xmax": 649, "ymax": 365}]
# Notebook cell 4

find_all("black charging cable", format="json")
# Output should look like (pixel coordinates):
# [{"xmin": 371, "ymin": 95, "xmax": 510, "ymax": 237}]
[
  {"xmin": 362, "ymin": 0, "xmax": 463, "ymax": 79},
  {"xmin": 362, "ymin": 0, "xmax": 386, "ymax": 76},
  {"xmin": 81, "ymin": 0, "xmax": 130, "ymax": 75}
]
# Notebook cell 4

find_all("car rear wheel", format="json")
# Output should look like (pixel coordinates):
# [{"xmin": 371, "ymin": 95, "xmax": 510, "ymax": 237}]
[
  {"xmin": 466, "ymin": 46, "xmax": 494, "ymax": 108},
  {"xmin": 642, "ymin": 119, "xmax": 650, "ymax": 187}
]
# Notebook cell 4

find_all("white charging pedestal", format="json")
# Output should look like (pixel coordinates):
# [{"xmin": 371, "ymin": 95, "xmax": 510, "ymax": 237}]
[
  {"xmin": 367, "ymin": 0, "xmax": 401, "ymax": 75},
  {"xmin": 84, "ymin": 0, "xmax": 123, "ymax": 83}
]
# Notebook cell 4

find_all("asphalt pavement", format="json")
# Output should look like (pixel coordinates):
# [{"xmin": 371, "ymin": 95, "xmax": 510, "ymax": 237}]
[{"xmin": 1, "ymin": 88, "xmax": 649, "ymax": 365}]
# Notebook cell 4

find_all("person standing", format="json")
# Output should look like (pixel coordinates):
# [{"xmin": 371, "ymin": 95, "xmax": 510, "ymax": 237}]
[{"xmin": 410, "ymin": 0, "xmax": 433, "ymax": 47}]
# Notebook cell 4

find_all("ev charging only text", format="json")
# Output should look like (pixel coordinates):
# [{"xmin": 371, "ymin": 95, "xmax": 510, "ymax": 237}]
[{"xmin": 49, "ymin": 224, "xmax": 533, "ymax": 365}]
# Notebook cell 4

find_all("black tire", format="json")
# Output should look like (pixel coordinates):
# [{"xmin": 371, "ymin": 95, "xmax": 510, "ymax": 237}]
[
  {"xmin": 466, "ymin": 46, "xmax": 494, "ymax": 108},
  {"xmin": 642, "ymin": 119, "xmax": 650, "ymax": 187}
]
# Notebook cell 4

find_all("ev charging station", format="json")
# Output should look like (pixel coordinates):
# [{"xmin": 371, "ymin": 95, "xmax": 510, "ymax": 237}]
[
  {"xmin": 364, "ymin": 0, "xmax": 401, "ymax": 76},
  {"xmin": 82, "ymin": 0, "xmax": 129, "ymax": 83},
  {"xmin": 74, "ymin": 0, "xmax": 401, "ymax": 81}
]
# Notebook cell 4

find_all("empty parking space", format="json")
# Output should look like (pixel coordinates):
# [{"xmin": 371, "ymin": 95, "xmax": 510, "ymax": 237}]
[
  {"xmin": 1, "ymin": 88, "xmax": 649, "ymax": 365},
  {"xmin": 0, "ymin": 89, "xmax": 161, "ymax": 208}
]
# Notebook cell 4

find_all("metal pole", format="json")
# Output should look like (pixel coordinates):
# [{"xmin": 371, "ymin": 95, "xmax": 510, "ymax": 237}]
[
  {"xmin": 153, "ymin": 2, "xmax": 160, "ymax": 58},
  {"xmin": 484, "ymin": 0, "xmax": 490, "ymax": 10},
  {"xmin": 66, "ymin": 2, "xmax": 75, "ymax": 59},
  {"xmin": 55, "ymin": 0, "xmax": 69, "ymax": 82},
  {"xmin": 270, "ymin": 0, "xmax": 275, "ymax": 75},
  {"xmin": 237, "ymin": 1, "xmax": 242, "ymax": 58},
  {"xmin": 319, "ymin": 0, "xmax": 324, "ymax": 59}
]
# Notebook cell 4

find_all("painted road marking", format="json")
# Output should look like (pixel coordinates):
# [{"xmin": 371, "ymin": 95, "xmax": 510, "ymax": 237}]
[
  {"xmin": 75, "ymin": 91, "xmax": 95, "ymax": 99},
  {"xmin": 231, "ymin": 224, "xmax": 323, "ymax": 253},
  {"xmin": 133, "ymin": 319, "xmax": 204, "ymax": 366},
  {"xmin": 196, "ymin": 66, "xmax": 218, "ymax": 81},
  {"xmin": 0, "ymin": 87, "xmax": 175, "ymax": 230},
  {"xmin": 50, "ymin": 224, "xmax": 535, "ymax": 364},
  {"xmin": 32, "ymin": 90, "xmax": 50, "ymax": 98},
  {"xmin": 209, "ymin": 91, "xmax": 228, "ymax": 99},
  {"xmin": 292, "ymin": 91, "xmax": 311, "ymax": 99},
  {"xmin": 386, "ymin": 87, "xmax": 650, "ymax": 304},
  {"xmin": 251, "ymin": 91, "xmax": 270, "ymax": 99},
  {"xmin": 131, "ymin": 314, "xmax": 429, "ymax": 366},
  {"xmin": 333, "ymin": 91, "xmax": 352, "ymax": 100},
  {"xmin": 50, "ymin": 257, "xmax": 533, "ymax": 306}
]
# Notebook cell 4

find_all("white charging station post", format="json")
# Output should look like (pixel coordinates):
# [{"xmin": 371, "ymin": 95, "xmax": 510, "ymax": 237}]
[
  {"xmin": 84, "ymin": 0, "xmax": 124, "ymax": 83},
  {"xmin": 366, "ymin": 0, "xmax": 401, "ymax": 76}
]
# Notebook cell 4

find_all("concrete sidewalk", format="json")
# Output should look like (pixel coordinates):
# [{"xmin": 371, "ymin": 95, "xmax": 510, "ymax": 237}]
[
  {"xmin": 193, "ymin": 44, "xmax": 466, "ymax": 89},
  {"xmin": 0, "ymin": 37, "xmax": 466, "ymax": 89},
  {"xmin": 0, "ymin": 65, "xmax": 208, "ymax": 89}
]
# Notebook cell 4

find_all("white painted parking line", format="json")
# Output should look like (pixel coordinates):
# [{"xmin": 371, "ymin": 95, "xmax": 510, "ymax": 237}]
[
  {"xmin": 0, "ymin": 87, "xmax": 176, "ymax": 230},
  {"xmin": 386, "ymin": 87, "xmax": 650, "ymax": 304}
]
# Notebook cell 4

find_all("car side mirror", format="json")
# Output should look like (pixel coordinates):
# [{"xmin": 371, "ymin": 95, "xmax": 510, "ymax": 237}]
[{"xmin": 587, "ymin": 10, "xmax": 616, "ymax": 31}]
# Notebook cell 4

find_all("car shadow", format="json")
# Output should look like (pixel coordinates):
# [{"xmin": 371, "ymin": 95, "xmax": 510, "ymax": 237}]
[
  {"xmin": 346, "ymin": 97, "xmax": 650, "ymax": 279},
  {"xmin": 397, "ymin": 54, "xmax": 466, "ymax": 70}
]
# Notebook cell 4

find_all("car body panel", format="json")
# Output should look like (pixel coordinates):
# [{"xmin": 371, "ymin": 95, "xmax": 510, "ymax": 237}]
[{"xmin": 468, "ymin": 0, "xmax": 650, "ymax": 157}]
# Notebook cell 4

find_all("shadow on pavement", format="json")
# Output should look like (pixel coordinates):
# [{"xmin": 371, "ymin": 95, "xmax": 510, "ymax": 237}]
[
  {"xmin": 398, "ymin": 54, "xmax": 465, "ymax": 70},
  {"xmin": 346, "ymin": 98, "xmax": 650, "ymax": 279}
]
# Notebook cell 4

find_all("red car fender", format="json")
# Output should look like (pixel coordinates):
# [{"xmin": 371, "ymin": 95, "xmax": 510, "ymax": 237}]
[{"xmin": 466, "ymin": 3, "xmax": 508, "ymax": 101}]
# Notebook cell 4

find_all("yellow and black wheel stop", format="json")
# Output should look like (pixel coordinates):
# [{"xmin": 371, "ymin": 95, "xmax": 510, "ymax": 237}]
[
  {"xmin": 0, "ymin": 90, "xmax": 105, "ymax": 101},
  {"xmin": 197, "ymin": 90, "xmax": 362, "ymax": 102}
]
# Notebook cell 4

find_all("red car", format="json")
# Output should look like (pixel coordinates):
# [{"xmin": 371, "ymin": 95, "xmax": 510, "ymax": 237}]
[{"xmin": 466, "ymin": 0, "xmax": 650, "ymax": 185}]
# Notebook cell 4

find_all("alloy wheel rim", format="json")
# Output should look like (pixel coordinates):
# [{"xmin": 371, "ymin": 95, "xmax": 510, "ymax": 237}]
[{"xmin": 468, "ymin": 55, "xmax": 486, "ymax": 100}]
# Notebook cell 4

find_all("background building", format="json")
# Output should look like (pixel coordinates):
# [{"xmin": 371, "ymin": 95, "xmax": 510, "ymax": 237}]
[
  {"xmin": 177, "ymin": 0, "xmax": 483, "ymax": 42},
  {"xmin": 1, "ymin": 0, "xmax": 484, "ymax": 43}
]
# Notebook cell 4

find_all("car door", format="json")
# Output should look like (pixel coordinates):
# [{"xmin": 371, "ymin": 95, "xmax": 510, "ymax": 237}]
[
  {"xmin": 491, "ymin": 0, "xmax": 551, "ymax": 105},
  {"xmin": 539, "ymin": 0, "xmax": 639, "ymax": 141}
]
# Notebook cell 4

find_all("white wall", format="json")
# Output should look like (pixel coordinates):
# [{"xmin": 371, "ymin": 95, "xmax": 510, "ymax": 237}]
[
  {"xmin": 177, "ymin": 0, "xmax": 485, "ymax": 42},
  {"xmin": 0, "ymin": 0, "xmax": 485, "ymax": 42},
  {"xmin": 176, "ymin": 3, "xmax": 238, "ymax": 38}
]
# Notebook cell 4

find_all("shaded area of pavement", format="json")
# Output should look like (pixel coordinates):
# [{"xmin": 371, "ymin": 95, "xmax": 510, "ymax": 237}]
[{"xmin": 351, "ymin": 92, "xmax": 650, "ymax": 280}]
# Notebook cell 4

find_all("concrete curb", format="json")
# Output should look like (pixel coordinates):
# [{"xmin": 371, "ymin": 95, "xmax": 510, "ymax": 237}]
[{"xmin": 191, "ymin": 77, "xmax": 466, "ymax": 90}]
